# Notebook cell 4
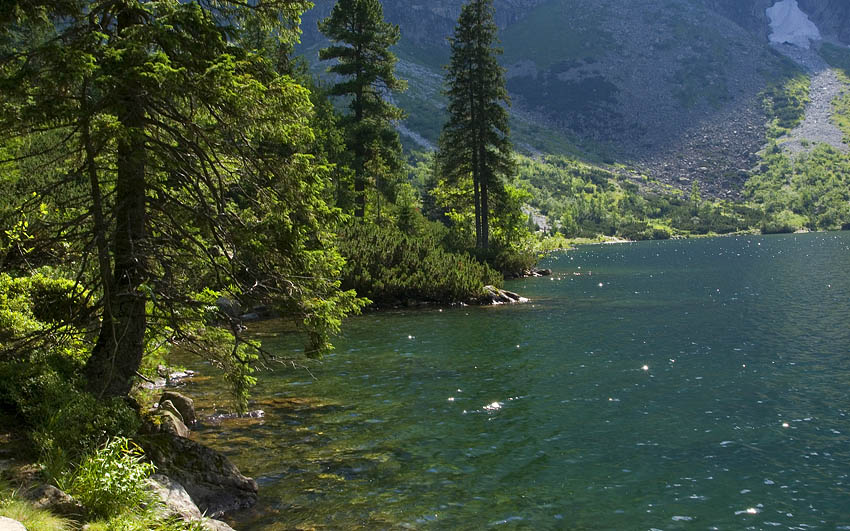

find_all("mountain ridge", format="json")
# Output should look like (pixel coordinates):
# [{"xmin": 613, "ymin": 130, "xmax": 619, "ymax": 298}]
[{"xmin": 298, "ymin": 0, "xmax": 850, "ymax": 198}]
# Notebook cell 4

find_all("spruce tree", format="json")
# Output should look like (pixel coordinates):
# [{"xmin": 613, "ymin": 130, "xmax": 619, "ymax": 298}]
[
  {"xmin": 318, "ymin": 0, "xmax": 406, "ymax": 218},
  {"xmin": 439, "ymin": 0, "xmax": 513, "ymax": 251},
  {"xmin": 0, "ymin": 0, "xmax": 364, "ymax": 399}
]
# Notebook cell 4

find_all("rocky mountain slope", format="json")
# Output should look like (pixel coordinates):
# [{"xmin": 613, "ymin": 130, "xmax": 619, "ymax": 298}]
[{"xmin": 298, "ymin": 0, "xmax": 850, "ymax": 198}]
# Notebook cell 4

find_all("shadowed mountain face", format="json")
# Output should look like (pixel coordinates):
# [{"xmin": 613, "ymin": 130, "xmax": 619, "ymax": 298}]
[{"xmin": 298, "ymin": 0, "xmax": 850, "ymax": 197}]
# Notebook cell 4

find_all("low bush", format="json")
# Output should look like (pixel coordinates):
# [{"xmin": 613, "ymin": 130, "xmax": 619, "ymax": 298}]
[
  {"xmin": 338, "ymin": 221, "xmax": 502, "ymax": 305},
  {"xmin": 63, "ymin": 437, "xmax": 156, "ymax": 519}
]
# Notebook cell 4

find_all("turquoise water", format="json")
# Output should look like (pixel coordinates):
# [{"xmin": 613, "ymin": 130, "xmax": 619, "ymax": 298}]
[{"xmin": 186, "ymin": 232, "xmax": 850, "ymax": 529}]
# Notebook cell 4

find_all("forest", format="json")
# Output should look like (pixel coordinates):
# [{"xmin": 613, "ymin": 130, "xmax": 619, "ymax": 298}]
[{"xmin": 0, "ymin": 0, "xmax": 848, "ymax": 529}]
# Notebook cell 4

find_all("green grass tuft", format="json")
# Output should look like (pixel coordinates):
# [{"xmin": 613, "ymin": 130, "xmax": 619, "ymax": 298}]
[{"xmin": 0, "ymin": 497, "xmax": 74, "ymax": 531}]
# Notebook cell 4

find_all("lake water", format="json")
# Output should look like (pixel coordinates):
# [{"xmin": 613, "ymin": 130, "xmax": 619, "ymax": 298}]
[{"xmin": 185, "ymin": 232, "xmax": 850, "ymax": 529}]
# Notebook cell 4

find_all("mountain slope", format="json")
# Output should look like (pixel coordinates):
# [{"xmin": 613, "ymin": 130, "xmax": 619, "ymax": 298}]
[{"xmin": 298, "ymin": 0, "xmax": 850, "ymax": 198}]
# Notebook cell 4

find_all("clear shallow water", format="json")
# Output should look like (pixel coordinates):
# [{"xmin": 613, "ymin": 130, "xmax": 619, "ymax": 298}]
[{"xmin": 184, "ymin": 232, "xmax": 850, "ymax": 530}]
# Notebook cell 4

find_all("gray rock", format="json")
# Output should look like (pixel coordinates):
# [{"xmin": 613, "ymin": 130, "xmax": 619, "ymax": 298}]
[
  {"xmin": 159, "ymin": 400, "xmax": 184, "ymax": 424},
  {"xmin": 139, "ymin": 433, "xmax": 258, "ymax": 518},
  {"xmin": 203, "ymin": 519, "xmax": 237, "ymax": 531},
  {"xmin": 0, "ymin": 517, "xmax": 26, "ymax": 531},
  {"xmin": 21, "ymin": 483, "xmax": 85, "ymax": 517},
  {"xmin": 147, "ymin": 474, "xmax": 202, "ymax": 520},
  {"xmin": 160, "ymin": 391, "xmax": 196, "ymax": 425},
  {"xmin": 216, "ymin": 297, "xmax": 241, "ymax": 318},
  {"xmin": 156, "ymin": 410, "xmax": 191, "ymax": 438}
]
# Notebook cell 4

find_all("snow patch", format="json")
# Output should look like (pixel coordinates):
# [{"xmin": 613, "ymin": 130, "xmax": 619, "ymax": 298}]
[{"xmin": 766, "ymin": 0, "xmax": 821, "ymax": 49}]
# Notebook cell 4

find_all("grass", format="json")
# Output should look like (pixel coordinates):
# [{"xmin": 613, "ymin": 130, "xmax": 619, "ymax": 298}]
[{"xmin": 0, "ymin": 498, "xmax": 74, "ymax": 531}]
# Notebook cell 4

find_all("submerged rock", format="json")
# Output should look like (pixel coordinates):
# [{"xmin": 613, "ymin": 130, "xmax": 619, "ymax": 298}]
[{"xmin": 139, "ymin": 433, "xmax": 258, "ymax": 517}]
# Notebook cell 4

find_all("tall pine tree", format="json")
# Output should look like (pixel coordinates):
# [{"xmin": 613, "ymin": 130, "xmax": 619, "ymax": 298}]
[
  {"xmin": 318, "ymin": 0, "xmax": 406, "ymax": 218},
  {"xmin": 439, "ymin": 0, "xmax": 513, "ymax": 251}
]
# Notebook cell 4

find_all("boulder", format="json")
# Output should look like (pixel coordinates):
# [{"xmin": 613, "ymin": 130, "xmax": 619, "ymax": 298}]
[
  {"xmin": 203, "ymin": 519, "xmax": 237, "ymax": 531},
  {"xmin": 159, "ymin": 392, "xmax": 196, "ymax": 425},
  {"xmin": 156, "ymin": 410, "xmax": 191, "ymax": 439},
  {"xmin": 147, "ymin": 474, "xmax": 202, "ymax": 520},
  {"xmin": 139, "ymin": 433, "xmax": 258, "ymax": 518},
  {"xmin": 0, "ymin": 517, "xmax": 26, "ymax": 531},
  {"xmin": 147, "ymin": 474, "xmax": 237, "ymax": 531},
  {"xmin": 216, "ymin": 297, "xmax": 241, "ymax": 319},
  {"xmin": 159, "ymin": 400, "xmax": 184, "ymax": 424},
  {"xmin": 22, "ymin": 483, "xmax": 85, "ymax": 517}
]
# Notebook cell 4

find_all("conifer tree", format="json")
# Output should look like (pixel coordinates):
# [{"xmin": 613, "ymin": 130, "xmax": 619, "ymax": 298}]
[
  {"xmin": 319, "ymin": 0, "xmax": 406, "ymax": 218},
  {"xmin": 439, "ymin": 0, "xmax": 513, "ymax": 251},
  {"xmin": 0, "ymin": 0, "xmax": 364, "ymax": 399}
]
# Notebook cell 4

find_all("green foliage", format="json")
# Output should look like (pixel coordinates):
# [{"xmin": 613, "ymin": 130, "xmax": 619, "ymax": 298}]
[
  {"xmin": 832, "ymin": 89, "xmax": 850, "ymax": 145},
  {"xmin": 1, "ymin": 0, "xmax": 366, "ymax": 399},
  {"xmin": 745, "ymin": 144, "xmax": 850, "ymax": 232},
  {"xmin": 0, "ymin": 359, "xmax": 140, "ymax": 479},
  {"xmin": 338, "ymin": 221, "xmax": 502, "ymax": 305},
  {"xmin": 0, "ymin": 271, "xmax": 141, "ymax": 477},
  {"xmin": 760, "ymin": 209, "xmax": 808, "ymax": 234},
  {"xmin": 63, "ymin": 437, "xmax": 156, "ymax": 519},
  {"xmin": 0, "ymin": 271, "xmax": 91, "ymax": 358},
  {"xmin": 762, "ymin": 74, "xmax": 811, "ymax": 139},
  {"xmin": 439, "ymin": 0, "xmax": 515, "ymax": 252},
  {"xmin": 319, "ymin": 0, "xmax": 407, "ymax": 217},
  {"xmin": 510, "ymin": 154, "xmax": 755, "ymax": 240}
]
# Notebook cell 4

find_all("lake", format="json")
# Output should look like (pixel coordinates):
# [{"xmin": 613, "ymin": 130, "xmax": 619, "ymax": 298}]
[{"xmin": 184, "ymin": 232, "xmax": 850, "ymax": 529}]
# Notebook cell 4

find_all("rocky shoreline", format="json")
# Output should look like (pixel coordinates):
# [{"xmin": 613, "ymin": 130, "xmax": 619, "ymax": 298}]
[{"xmin": 0, "ymin": 381, "xmax": 257, "ymax": 531}]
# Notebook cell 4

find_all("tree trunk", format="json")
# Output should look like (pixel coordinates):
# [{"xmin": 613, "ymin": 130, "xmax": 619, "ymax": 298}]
[
  {"xmin": 85, "ymin": 7, "xmax": 148, "ymax": 398},
  {"xmin": 353, "ymin": 66, "xmax": 366, "ymax": 218},
  {"xmin": 480, "ymin": 150, "xmax": 490, "ymax": 252},
  {"xmin": 470, "ymin": 83, "xmax": 482, "ymax": 250}
]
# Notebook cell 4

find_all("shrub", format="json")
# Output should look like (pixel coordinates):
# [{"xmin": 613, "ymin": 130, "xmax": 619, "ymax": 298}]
[
  {"xmin": 63, "ymin": 437, "xmax": 156, "ymax": 519},
  {"xmin": 338, "ymin": 221, "xmax": 502, "ymax": 305},
  {"xmin": 761, "ymin": 209, "xmax": 808, "ymax": 234},
  {"xmin": 0, "ymin": 358, "xmax": 140, "ymax": 478}
]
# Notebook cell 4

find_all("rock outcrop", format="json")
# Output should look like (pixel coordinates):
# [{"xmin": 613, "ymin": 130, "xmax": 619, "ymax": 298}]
[
  {"xmin": 479, "ymin": 285, "xmax": 529, "ymax": 305},
  {"xmin": 21, "ymin": 483, "xmax": 86, "ymax": 517},
  {"xmin": 147, "ymin": 474, "xmax": 236, "ymax": 531},
  {"xmin": 139, "ymin": 433, "xmax": 258, "ymax": 518},
  {"xmin": 159, "ymin": 391, "xmax": 196, "ymax": 426}
]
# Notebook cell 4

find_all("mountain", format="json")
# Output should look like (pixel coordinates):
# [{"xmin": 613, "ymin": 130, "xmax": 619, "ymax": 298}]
[{"xmin": 297, "ymin": 0, "xmax": 850, "ymax": 199}]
